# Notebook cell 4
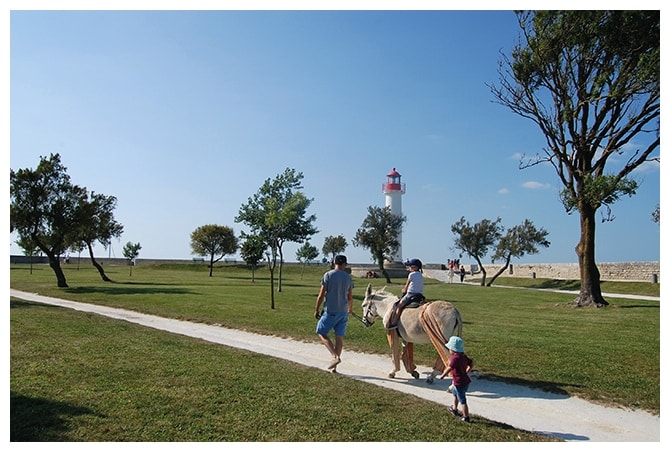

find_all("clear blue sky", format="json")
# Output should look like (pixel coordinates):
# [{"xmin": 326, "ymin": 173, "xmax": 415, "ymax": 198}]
[{"xmin": 7, "ymin": 5, "xmax": 662, "ymax": 266}]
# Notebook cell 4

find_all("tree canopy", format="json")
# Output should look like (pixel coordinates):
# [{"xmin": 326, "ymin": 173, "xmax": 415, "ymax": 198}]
[
  {"xmin": 322, "ymin": 234, "xmax": 348, "ymax": 266},
  {"xmin": 11, "ymin": 153, "xmax": 87, "ymax": 287},
  {"xmin": 450, "ymin": 216, "xmax": 503, "ymax": 286},
  {"xmin": 353, "ymin": 206, "xmax": 406, "ymax": 283},
  {"xmin": 235, "ymin": 168, "xmax": 318, "ymax": 308},
  {"xmin": 190, "ymin": 224, "xmax": 239, "ymax": 277},
  {"xmin": 490, "ymin": 10, "xmax": 659, "ymax": 307}
]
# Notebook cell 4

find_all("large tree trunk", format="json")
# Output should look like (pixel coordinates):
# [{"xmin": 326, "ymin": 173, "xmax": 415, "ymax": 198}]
[
  {"xmin": 573, "ymin": 206, "xmax": 608, "ymax": 307},
  {"xmin": 87, "ymin": 242, "xmax": 112, "ymax": 282},
  {"xmin": 47, "ymin": 254, "xmax": 68, "ymax": 288}
]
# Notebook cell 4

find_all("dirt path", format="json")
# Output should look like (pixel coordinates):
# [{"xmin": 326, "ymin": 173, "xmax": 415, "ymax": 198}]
[{"xmin": 10, "ymin": 289, "xmax": 660, "ymax": 442}]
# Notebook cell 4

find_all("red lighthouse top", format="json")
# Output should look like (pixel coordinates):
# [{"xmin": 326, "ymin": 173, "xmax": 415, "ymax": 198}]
[{"xmin": 382, "ymin": 168, "xmax": 406, "ymax": 194}]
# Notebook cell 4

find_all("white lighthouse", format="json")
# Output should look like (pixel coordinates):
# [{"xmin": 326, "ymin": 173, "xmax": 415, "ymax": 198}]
[{"xmin": 382, "ymin": 168, "xmax": 406, "ymax": 264}]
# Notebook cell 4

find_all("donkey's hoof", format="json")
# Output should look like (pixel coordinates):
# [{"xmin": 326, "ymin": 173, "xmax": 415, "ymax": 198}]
[
  {"xmin": 388, "ymin": 372, "xmax": 396, "ymax": 378},
  {"xmin": 426, "ymin": 376, "xmax": 434, "ymax": 384},
  {"xmin": 411, "ymin": 371, "xmax": 420, "ymax": 379}
]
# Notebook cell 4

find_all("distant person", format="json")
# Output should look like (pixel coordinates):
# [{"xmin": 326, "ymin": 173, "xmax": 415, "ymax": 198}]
[
  {"xmin": 440, "ymin": 336, "xmax": 474, "ymax": 422},
  {"xmin": 459, "ymin": 265, "xmax": 466, "ymax": 283},
  {"xmin": 314, "ymin": 254, "xmax": 353, "ymax": 373},
  {"xmin": 386, "ymin": 258, "xmax": 424, "ymax": 330},
  {"xmin": 448, "ymin": 266, "xmax": 455, "ymax": 283}
]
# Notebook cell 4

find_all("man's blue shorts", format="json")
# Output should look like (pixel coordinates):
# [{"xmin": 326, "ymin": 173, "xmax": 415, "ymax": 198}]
[{"xmin": 316, "ymin": 311, "xmax": 349, "ymax": 337}]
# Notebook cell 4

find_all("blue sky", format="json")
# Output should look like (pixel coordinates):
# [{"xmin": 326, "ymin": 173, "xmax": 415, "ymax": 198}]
[{"xmin": 6, "ymin": 4, "xmax": 662, "ymax": 266}]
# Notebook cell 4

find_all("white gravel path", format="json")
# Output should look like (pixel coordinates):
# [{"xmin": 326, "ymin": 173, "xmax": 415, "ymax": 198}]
[{"xmin": 10, "ymin": 288, "xmax": 660, "ymax": 443}]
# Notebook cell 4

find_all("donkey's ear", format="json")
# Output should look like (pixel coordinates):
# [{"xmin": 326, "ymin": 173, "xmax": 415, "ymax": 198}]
[
  {"xmin": 381, "ymin": 286, "xmax": 387, "ymax": 293},
  {"xmin": 366, "ymin": 283, "xmax": 372, "ymax": 296}
]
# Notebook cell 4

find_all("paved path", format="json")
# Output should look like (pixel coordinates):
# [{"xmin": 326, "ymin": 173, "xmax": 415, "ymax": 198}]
[
  {"xmin": 10, "ymin": 289, "xmax": 660, "ymax": 442},
  {"xmin": 422, "ymin": 269, "xmax": 661, "ymax": 301}
]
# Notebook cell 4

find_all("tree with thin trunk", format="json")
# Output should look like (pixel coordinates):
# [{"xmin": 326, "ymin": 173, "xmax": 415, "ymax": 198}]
[
  {"xmin": 16, "ymin": 236, "xmax": 40, "ymax": 275},
  {"xmin": 296, "ymin": 241, "xmax": 319, "ymax": 278},
  {"xmin": 353, "ymin": 206, "xmax": 406, "ymax": 284},
  {"xmin": 451, "ymin": 216, "xmax": 503, "ymax": 286},
  {"xmin": 487, "ymin": 219, "xmax": 550, "ymax": 286},
  {"xmin": 190, "ymin": 224, "xmax": 239, "ymax": 277},
  {"xmin": 122, "ymin": 242, "xmax": 141, "ymax": 276},
  {"xmin": 239, "ymin": 233, "xmax": 266, "ymax": 283},
  {"xmin": 72, "ymin": 191, "xmax": 124, "ymax": 282},
  {"xmin": 490, "ymin": 11, "xmax": 659, "ymax": 307},
  {"xmin": 236, "ymin": 168, "xmax": 318, "ymax": 309}
]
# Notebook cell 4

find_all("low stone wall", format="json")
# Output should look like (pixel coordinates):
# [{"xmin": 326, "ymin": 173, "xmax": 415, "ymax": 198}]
[
  {"xmin": 9, "ymin": 256, "xmax": 659, "ymax": 282},
  {"xmin": 507, "ymin": 262, "xmax": 659, "ymax": 283}
]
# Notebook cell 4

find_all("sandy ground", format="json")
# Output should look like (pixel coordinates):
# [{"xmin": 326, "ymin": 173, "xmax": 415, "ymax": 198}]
[{"xmin": 10, "ymin": 288, "xmax": 660, "ymax": 443}]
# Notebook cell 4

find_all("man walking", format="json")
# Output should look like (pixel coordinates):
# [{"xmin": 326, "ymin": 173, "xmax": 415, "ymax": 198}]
[{"xmin": 314, "ymin": 254, "xmax": 353, "ymax": 373}]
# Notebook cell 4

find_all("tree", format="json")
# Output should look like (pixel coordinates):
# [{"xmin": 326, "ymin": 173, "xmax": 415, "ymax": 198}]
[
  {"xmin": 450, "ymin": 216, "xmax": 503, "ymax": 286},
  {"xmin": 490, "ymin": 11, "xmax": 660, "ymax": 307},
  {"xmin": 651, "ymin": 205, "xmax": 659, "ymax": 224},
  {"xmin": 190, "ymin": 224, "xmax": 239, "ymax": 277},
  {"xmin": 322, "ymin": 234, "xmax": 348, "ymax": 267},
  {"xmin": 10, "ymin": 153, "xmax": 87, "ymax": 287},
  {"xmin": 239, "ymin": 233, "xmax": 266, "ymax": 283},
  {"xmin": 122, "ymin": 242, "xmax": 141, "ymax": 276},
  {"xmin": 16, "ymin": 235, "xmax": 40, "ymax": 275},
  {"xmin": 235, "ymin": 168, "xmax": 318, "ymax": 309},
  {"xmin": 296, "ymin": 241, "xmax": 319, "ymax": 278},
  {"xmin": 487, "ymin": 220, "xmax": 550, "ymax": 286},
  {"xmin": 72, "ymin": 191, "xmax": 124, "ymax": 282},
  {"xmin": 353, "ymin": 206, "xmax": 406, "ymax": 283}
]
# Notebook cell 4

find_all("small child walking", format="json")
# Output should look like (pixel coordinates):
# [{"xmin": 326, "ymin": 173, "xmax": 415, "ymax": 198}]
[{"xmin": 440, "ymin": 336, "xmax": 474, "ymax": 422}]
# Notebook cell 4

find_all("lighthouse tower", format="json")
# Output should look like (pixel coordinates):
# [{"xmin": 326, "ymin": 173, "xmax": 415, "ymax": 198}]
[{"xmin": 382, "ymin": 168, "xmax": 406, "ymax": 264}]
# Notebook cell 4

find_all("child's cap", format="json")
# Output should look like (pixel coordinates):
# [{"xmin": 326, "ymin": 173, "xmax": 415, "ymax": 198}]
[{"xmin": 446, "ymin": 336, "xmax": 464, "ymax": 353}]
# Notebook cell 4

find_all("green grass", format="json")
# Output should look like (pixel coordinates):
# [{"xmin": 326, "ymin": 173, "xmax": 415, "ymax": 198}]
[
  {"xmin": 11, "ymin": 297, "xmax": 551, "ymax": 442},
  {"xmin": 10, "ymin": 262, "xmax": 659, "ymax": 440}
]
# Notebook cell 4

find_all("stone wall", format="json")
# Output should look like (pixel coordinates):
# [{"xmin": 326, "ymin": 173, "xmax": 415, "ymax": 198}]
[
  {"xmin": 506, "ymin": 262, "xmax": 659, "ymax": 283},
  {"xmin": 9, "ymin": 256, "xmax": 660, "ymax": 282}
]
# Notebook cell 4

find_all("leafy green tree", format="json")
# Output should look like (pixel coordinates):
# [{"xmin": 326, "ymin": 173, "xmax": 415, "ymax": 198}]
[
  {"xmin": 451, "ymin": 216, "xmax": 503, "ymax": 286},
  {"xmin": 236, "ymin": 168, "xmax": 318, "ymax": 308},
  {"xmin": 490, "ymin": 11, "xmax": 659, "ymax": 307},
  {"xmin": 296, "ymin": 241, "xmax": 319, "ymax": 278},
  {"xmin": 322, "ymin": 234, "xmax": 348, "ymax": 267},
  {"xmin": 10, "ymin": 153, "xmax": 87, "ymax": 287},
  {"xmin": 122, "ymin": 242, "xmax": 141, "ymax": 276},
  {"xmin": 72, "ymin": 191, "xmax": 124, "ymax": 282},
  {"xmin": 487, "ymin": 220, "xmax": 550, "ymax": 286},
  {"xmin": 190, "ymin": 224, "xmax": 239, "ymax": 277},
  {"xmin": 239, "ymin": 233, "xmax": 267, "ymax": 283},
  {"xmin": 15, "ymin": 235, "xmax": 40, "ymax": 274},
  {"xmin": 353, "ymin": 206, "xmax": 406, "ymax": 284},
  {"xmin": 651, "ymin": 205, "xmax": 659, "ymax": 224}
]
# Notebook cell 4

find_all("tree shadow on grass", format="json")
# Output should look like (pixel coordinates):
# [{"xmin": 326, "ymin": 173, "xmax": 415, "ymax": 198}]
[
  {"xmin": 63, "ymin": 285, "xmax": 197, "ymax": 296},
  {"xmin": 10, "ymin": 392, "xmax": 105, "ymax": 441}
]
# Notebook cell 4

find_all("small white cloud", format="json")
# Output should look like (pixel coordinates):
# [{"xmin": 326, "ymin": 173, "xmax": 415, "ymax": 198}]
[
  {"xmin": 510, "ymin": 153, "xmax": 524, "ymax": 161},
  {"xmin": 498, "ymin": 188, "xmax": 510, "ymax": 195},
  {"xmin": 522, "ymin": 181, "xmax": 551, "ymax": 190}
]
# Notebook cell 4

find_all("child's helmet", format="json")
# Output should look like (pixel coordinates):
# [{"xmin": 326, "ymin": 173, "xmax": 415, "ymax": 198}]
[{"xmin": 407, "ymin": 258, "xmax": 422, "ymax": 269}]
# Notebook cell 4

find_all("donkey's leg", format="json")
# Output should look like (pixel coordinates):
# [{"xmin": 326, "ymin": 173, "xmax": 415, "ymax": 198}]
[
  {"xmin": 427, "ymin": 355, "xmax": 446, "ymax": 384},
  {"xmin": 386, "ymin": 330, "xmax": 402, "ymax": 378},
  {"xmin": 401, "ymin": 342, "xmax": 420, "ymax": 379}
]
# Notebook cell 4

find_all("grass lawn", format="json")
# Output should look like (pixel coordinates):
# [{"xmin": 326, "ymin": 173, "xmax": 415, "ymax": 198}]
[{"xmin": 10, "ymin": 262, "xmax": 659, "ymax": 440}]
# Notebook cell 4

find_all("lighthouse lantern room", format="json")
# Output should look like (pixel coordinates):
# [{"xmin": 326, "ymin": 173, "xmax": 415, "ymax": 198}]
[{"xmin": 382, "ymin": 168, "xmax": 406, "ymax": 264}]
